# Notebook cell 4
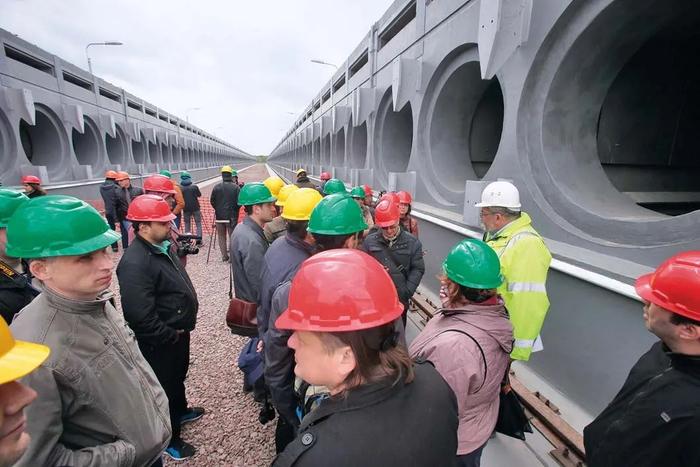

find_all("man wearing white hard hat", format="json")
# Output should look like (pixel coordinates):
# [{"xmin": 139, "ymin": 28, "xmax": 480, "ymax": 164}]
[{"xmin": 475, "ymin": 180, "xmax": 552, "ymax": 361}]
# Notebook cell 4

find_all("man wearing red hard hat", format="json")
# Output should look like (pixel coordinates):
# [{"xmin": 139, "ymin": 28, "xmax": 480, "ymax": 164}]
[{"xmin": 584, "ymin": 251, "xmax": 700, "ymax": 467}]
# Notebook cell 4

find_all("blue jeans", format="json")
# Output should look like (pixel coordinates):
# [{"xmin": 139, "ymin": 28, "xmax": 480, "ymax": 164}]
[{"xmin": 119, "ymin": 219, "xmax": 131, "ymax": 249}]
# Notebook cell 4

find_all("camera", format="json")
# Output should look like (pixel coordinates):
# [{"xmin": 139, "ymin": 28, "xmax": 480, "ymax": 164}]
[{"xmin": 175, "ymin": 233, "xmax": 202, "ymax": 257}]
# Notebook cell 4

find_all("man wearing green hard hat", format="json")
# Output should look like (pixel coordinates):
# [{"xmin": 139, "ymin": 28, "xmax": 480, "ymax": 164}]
[
  {"xmin": 7, "ymin": 195, "xmax": 171, "ymax": 466},
  {"xmin": 0, "ymin": 189, "xmax": 38, "ymax": 325},
  {"xmin": 409, "ymin": 238, "xmax": 513, "ymax": 466},
  {"xmin": 322, "ymin": 178, "xmax": 347, "ymax": 196},
  {"xmin": 179, "ymin": 171, "xmax": 203, "ymax": 241}
]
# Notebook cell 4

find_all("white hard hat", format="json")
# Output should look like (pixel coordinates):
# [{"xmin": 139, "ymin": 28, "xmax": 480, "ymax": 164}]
[{"xmin": 474, "ymin": 181, "xmax": 522, "ymax": 209}]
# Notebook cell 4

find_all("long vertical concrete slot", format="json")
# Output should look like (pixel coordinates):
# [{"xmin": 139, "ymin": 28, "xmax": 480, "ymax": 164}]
[
  {"xmin": 71, "ymin": 118, "xmax": 100, "ymax": 166},
  {"xmin": 541, "ymin": 0, "xmax": 700, "ymax": 218},
  {"xmin": 334, "ymin": 128, "xmax": 345, "ymax": 167},
  {"xmin": 132, "ymin": 133, "xmax": 148, "ymax": 164},
  {"xmin": 349, "ymin": 121, "xmax": 368, "ymax": 169},
  {"xmin": 106, "ymin": 128, "xmax": 127, "ymax": 166},
  {"xmin": 377, "ymin": 96, "xmax": 413, "ymax": 185}
]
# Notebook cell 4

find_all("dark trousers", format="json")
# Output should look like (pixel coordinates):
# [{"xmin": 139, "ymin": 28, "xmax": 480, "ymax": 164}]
[
  {"xmin": 275, "ymin": 413, "xmax": 297, "ymax": 454},
  {"xmin": 106, "ymin": 214, "xmax": 118, "ymax": 250},
  {"xmin": 139, "ymin": 332, "xmax": 190, "ymax": 442},
  {"xmin": 118, "ymin": 219, "xmax": 130, "ymax": 249},
  {"xmin": 215, "ymin": 222, "xmax": 234, "ymax": 259},
  {"xmin": 456, "ymin": 443, "xmax": 486, "ymax": 467}
]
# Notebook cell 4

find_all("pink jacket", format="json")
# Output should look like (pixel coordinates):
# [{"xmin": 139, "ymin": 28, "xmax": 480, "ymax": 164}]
[{"xmin": 409, "ymin": 300, "xmax": 513, "ymax": 455}]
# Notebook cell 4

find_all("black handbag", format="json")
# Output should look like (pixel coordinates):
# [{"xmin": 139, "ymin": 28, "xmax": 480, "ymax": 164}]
[{"xmin": 495, "ymin": 366, "xmax": 533, "ymax": 440}]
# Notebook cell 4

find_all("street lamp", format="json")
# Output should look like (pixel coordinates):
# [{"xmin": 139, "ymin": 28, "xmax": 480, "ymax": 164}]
[
  {"xmin": 310, "ymin": 59, "xmax": 339, "ymax": 70},
  {"xmin": 185, "ymin": 107, "xmax": 201, "ymax": 124},
  {"xmin": 85, "ymin": 41, "xmax": 123, "ymax": 75}
]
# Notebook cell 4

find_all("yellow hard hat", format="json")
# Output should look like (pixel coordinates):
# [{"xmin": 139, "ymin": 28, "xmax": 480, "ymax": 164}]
[
  {"xmin": 0, "ymin": 317, "xmax": 50, "ymax": 384},
  {"xmin": 282, "ymin": 188, "xmax": 323, "ymax": 221},
  {"xmin": 221, "ymin": 165, "xmax": 233, "ymax": 174},
  {"xmin": 275, "ymin": 184, "xmax": 300, "ymax": 207},
  {"xmin": 295, "ymin": 168, "xmax": 307, "ymax": 176},
  {"xmin": 263, "ymin": 176, "xmax": 285, "ymax": 197}
]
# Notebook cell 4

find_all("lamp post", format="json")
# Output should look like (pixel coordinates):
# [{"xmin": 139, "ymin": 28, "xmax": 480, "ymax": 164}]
[
  {"xmin": 85, "ymin": 41, "xmax": 123, "ymax": 75},
  {"xmin": 310, "ymin": 59, "xmax": 339, "ymax": 70},
  {"xmin": 185, "ymin": 107, "xmax": 201, "ymax": 124}
]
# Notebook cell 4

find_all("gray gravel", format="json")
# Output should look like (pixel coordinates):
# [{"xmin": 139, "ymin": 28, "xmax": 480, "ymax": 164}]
[{"xmin": 109, "ymin": 165, "xmax": 277, "ymax": 466}]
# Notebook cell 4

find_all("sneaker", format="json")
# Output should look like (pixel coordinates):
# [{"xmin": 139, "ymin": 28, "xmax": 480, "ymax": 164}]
[
  {"xmin": 164, "ymin": 440, "xmax": 196, "ymax": 461},
  {"xmin": 180, "ymin": 407, "xmax": 205, "ymax": 425}
]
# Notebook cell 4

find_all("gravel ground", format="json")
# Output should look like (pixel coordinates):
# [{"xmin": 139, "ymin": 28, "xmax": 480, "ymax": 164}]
[{"xmin": 111, "ymin": 164, "xmax": 277, "ymax": 466}]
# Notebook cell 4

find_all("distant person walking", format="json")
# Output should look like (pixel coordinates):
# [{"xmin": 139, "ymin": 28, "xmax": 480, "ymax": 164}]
[
  {"xmin": 179, "ymin": 171, "xmax": 203, "ymax": 240},
  {"xmin": 210, "ymin": 166, "xmax": 240, "ymax": 261}
]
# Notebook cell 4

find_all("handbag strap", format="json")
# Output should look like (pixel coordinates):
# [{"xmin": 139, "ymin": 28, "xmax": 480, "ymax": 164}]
[{"xmin": 379, "ymin": 242, "xmax": 408, "ymax": 280}]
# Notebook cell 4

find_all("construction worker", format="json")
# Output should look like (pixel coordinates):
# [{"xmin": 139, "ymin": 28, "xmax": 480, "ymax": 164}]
[
  {"xmin": 0, "ymin": 190, "xmax": 37, "ymax": 324},
  {"xmin": 397, "ymin": 190, "xmax": 419, "ymax": 237},
  {"xmin": 362, "ymin": 184, "xmax": 375, "ymax": 219},
  {"xmin": 322, "ymin": 178, "xmax": 347, "ymax": 196},
  {"xmin": 117, "ymin": 194, "xmax": 202, "ymax": 461},
  {"xmin": 210, "ymin": 166, "xmax": 240, "ymax": 262},
  {"xmin": 229, "ymin": 183, "xmax": 277, "ymax": 305},
  {"xmin": 7, "ymin": 195, "xmax": 171, "ymax": 466},
  {"xmin": 363, "ymin": 199, "xmax": 425, "ymax": 326},
  {"xmin": 100, "ymin": 170, "xmax": 120, "ymax": 252},
  {"xmin": 0, "ymin": 316, "xmax": 50, "ymax": 467},
  {"xmin": 410, "ymin": 239, "xmax": 513, "ymax": 466},
  {"xmin": 294, "ymin": 169, "xmax": 316, "ymax": 189},
  {"xmin": 264, "ymin": 184, "xmax": 299, "ymax": 243},
  {"xmin": 318, "ymin": 171, "xmax": 331, "ymax": 193},
  {"xmin": 476, "ymin": 181, "xmax": 551, "ymax": 361},
  {"xmin": 272, "ymin": 249, "xmax": 458, "ymax": 466},
  {"xmin": 159, "ymin": 170, "xmax": 185, "ymax": 229},
  {"xmin": 584, "ymin": 251, "xmax": 700, "ymax": 467},
  {"xmin": 179, "ymin": 171, "xmax": 203, "ymax": 241},
  {"xmin": 258, "ymin": 187, "xmax": 322, "ymax": 452},
  {"xmin": 350, "ymin": 186, "xmax": 374, "ymax": 234},
  {"xmin": 263, "ymin": 176, "xmax": 285, "ymax": 199},
  {"xmin": 20, "ymin": 175, "xmax": 46, "ymax": 199},
  {"xmin": 115, "ymin": 171, "xmax": 144, "ymax": 249}
]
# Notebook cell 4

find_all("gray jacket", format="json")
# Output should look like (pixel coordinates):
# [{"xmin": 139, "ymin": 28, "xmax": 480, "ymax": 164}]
[
  {"xmin": 10, "ymin": 288, "xmax": 171, "ymax": 467},
  {"xmin": 230, "ymin": 216, "xmax": 269, "ymax": 303}
]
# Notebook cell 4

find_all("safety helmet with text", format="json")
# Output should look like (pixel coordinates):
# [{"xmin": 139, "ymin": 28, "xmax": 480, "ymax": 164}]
[
  {"xmin": 6, "ymin": 195, "xmax": 120, "ymax": 258},
  {"xmin": 126, "ymin": 194, "xmax": 176, "ymax": 222},
  {"xmin": 282, "ymin": 188, "xmax": 323, "ymax": 221},
  {"xmin": 635, "ymin": 251, "xmax": 700, "ymax": 321},
  {"xmin": 474, "ymin": 181, "xmax": 521, "ymax": 209},
  {"xmin": 374, "ymin": 199, "xmax": 400, "ymax": 228},
  {"xmin": 275, "ymin": 249, "xmax": 404, "ymax": 332}
]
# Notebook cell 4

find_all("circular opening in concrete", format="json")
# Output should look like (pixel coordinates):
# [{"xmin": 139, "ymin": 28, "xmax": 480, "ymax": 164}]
[
  {"xmin": 349, "ymin": 119, "xmax": 368, "ymax": 169},
  {"xmin": 520, "ymin": 0, "xmax": 700, "ymax": 244},
  {"xmin": 132, "ymin": 132, "xmax": 148, "ymax": 164},
  {"xmin": 19, "ymin": 106, "xmax": 66, "ymax": 177},
  {"xmin": 71, "ymin": 117, "xmax": 100, "ymax": 166},
  {"xmin": 106, "ymin": 126, "xmax": 127, "ymax": 165},
  {"xmin": 333, "ymin": 128, "xmax": 346, "ymax": 166},
  {"xmin": 375, "ymin": 90, "xmax": 413, "ymax": 184}
]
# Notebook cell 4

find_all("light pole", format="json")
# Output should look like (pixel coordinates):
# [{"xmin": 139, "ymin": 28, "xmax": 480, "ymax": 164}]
[
  {"xmin": 85, "ymin": 41, "xmax": 123, "ymax": 75},
  {"xmin": 185, "ymin": 107, "xmax": 201, "ymax": 125},
  {"xmin": 310, "ymin": 59, "xmax": 339, "ymax": 70}
]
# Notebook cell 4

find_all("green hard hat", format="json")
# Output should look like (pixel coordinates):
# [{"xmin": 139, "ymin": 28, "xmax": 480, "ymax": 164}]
[
  {"xmin": 443, "ymin": 239, "xmax": 504, "ymax": 290},
  {"xmin": 180, "ymin": 171, "xmax": 191, "ymax": 179},
  {"xmin": 238, "ymin": 182, "xmax": 276, "ymax": 206},
  {"xmin": 323, "ymin": 178, "xmax": 347, "ymax": 195},
  {"xmin": 6, "ymin": 195, "xmax": 120, "ymax": 259},
  {"xmin": 308, "ymin": 193, "xmax": 368, "ymax": 236},
  {"xmin": 159, "ymin": 169, "xmax": 172, "ymax": 178},
  {"xmin": 231, "ymin": 170, "xmax": 238, "ymax": 176},
  {"xmin": 0, "ymin": 189, "xmax": 30, "ymax": 228},
  {"xmin": 349, "ymin": 186, "xmax": 365, "ymax": 199}
]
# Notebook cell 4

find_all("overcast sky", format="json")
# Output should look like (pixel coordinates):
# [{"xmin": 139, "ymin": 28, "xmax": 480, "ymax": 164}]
[{"xmin": 2, "ymin": 0, "xmax": 393, "ymax": 155}]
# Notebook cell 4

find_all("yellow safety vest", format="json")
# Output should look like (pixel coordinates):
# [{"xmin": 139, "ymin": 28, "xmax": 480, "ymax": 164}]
[{"xmin": 484, "ymin": 213, "xmax": 551, "ymax": 361}]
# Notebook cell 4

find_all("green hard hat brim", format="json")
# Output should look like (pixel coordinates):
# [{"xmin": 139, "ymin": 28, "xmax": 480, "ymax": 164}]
[
  {"xmin": 6, "ymin": 229, "xmax": 120, "ymax": 259},
  {"xmin": 442, "ymin": 263, "xmax": 504, "ymax": 290},
  {"xmin": 240, "ymin": 195, "xmax": 277, "ymax": 206},
  {"xmin": 307, "ymin": 223, "xmax": 367, "ymax": 236}
]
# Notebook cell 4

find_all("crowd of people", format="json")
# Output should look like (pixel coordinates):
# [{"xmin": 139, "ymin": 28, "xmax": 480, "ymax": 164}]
[{"xmin": 0, "ymin": 167, "xmax": 697, "ymax": 466}]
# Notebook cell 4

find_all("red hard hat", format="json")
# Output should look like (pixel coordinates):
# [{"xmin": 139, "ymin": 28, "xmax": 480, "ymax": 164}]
[
  {"xmin": 105, "ymin": 170, "xmax": 118, "ymax": 179},
  {"xmin": 21, "ymin": 175, "xmax": 41, "ymax": 185},
  {"xmin": 143, "ymin": 175, "xmax": 176, "ymax": 194},
  {"xmin": 115, "ymin": 171, "xmax": 130, "ymax": 181},
  {"xmin": 380, "ymin": 192, "xmax": 400, "ymax": 206},
  {"xmin": 635, "ymin": 251, "xmax": 700, "ymax": 321},
  {"xmin": 126, "ymin": 194, "xmax": 176, "ymax": 222},
  {"xmin": 320, "ymin": 172, "xmax": 331, "ymax": 181},
  {"xmin": 397, "ymin": 190, "xmax": 412, "ymax": 205},
  {"xmin": 374, "ymin": 199, "xmax": 400, "ymax": 228},
  {"xmin": 363, "ymin": 185, "xmax": 373, "ymax": 197},
  {"xmin": 275, "ymin": 249, "xmax": 403, "ymax": 332}
]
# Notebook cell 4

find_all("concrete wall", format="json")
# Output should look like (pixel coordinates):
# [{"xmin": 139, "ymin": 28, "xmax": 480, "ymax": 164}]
[
  {"xmin": 269, "ymin": 0, "xmax": 700, "ymax": 271},
  {"xmin": 0, "ymin": 28, "xmax": 253, "ymax": 186}
]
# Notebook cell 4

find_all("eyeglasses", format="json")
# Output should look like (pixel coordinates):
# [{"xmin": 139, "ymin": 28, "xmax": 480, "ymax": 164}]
[{"xmin": 479, "ymin": 210, "xmax": 495, "ymax": 218}]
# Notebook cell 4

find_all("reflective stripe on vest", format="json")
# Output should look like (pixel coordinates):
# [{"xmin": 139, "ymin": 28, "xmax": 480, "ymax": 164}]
[
  {"xmin": 514, "ymin": 338, "xmax": 535, "ymax": 349},
  {"xmin": 507, "ymin": 282, "xmax": 547, "ymax": 293}
]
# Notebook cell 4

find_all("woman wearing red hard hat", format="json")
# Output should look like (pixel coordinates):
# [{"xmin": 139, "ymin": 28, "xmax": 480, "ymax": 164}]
[
  {"xmin": 584, "ymin": 251, "xmax": 700, "ymax": 467},
  {"xmin": 20, "ymin": 175, "xmax": 46, "ymax": 199},
  {"xmin": 272, "ymin": 249, "xmax": 457, "ymax": 466}
]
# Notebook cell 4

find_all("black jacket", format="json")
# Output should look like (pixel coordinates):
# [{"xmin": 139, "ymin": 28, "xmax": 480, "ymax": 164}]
[
  {"xmin": 294, "ymin": 176, "xmax": 316, "ymax": 190},
  {"xmin": 180, "ymin": 180, "xmax": 201, "ymax": 212},
  {"xmin": 99, "ymin": 180, "xmax": 119, "ymax": 219},
  {"xmin": 584, "ymin": 341, "xmax": 700, "ymax": 467},
  {"xmin": 210, "ymin": 179, "xmax": 240, "ymax": 221},
  {"xmin": 116, "ymin": 235, "xmax": 199, "ymax": 347},
  {"xmin": 363, "ymin": 230, "xmax": 425, "ymax": 307},
  {"xmin": 115, "ymin": 185, "xmax": 144, "ymax": 221},
  {"xmin": 273, "ymin": 362, "xmax": 459, "ymax": 466},
  {"xmin": 0, "ymin": 263, "xmax": 38, "ymax": 324}
]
